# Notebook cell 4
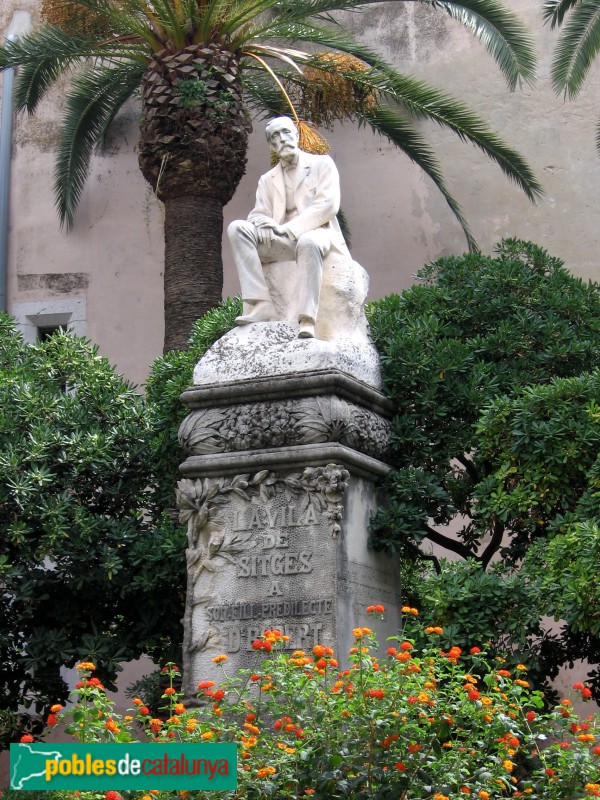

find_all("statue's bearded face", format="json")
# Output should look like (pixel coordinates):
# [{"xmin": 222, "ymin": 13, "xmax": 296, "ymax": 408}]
[{"xmin": 267, "ymin": 121, "xmax": 299, "ymax": 159}]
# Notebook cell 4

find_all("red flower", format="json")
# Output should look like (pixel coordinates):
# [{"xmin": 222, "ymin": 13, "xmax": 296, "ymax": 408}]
[
  {"xmin": 46, "ymin": 714, "xmax": 58, "ymax": 728},
  {"xmin": 315, "ymin": 658, "xmax": 327, "ymax": 670},
  {"xmin": 164, "ymin": 687, "xmax": 176, "ymax": 696},
  {"xmin": 105, "ymin": 793, "xmax": 122, "ymax": 800},
  {"xmin": 365, "ymin": 689, "xmax": 385, "ymax": 699},
  {"xmin": 408, "ymin": 743, "xmax": 421, "ymax": 753},
  {"xmin": 470, "ymin": 647, "xmax": 481, "ymax": 655},
  {"xmin": 250, "ymin": 674, "xmax": 261, "ymax": 682},
  {"xmin": 213, "ymin": 689, "xmax": 225, "ymax": 701},
  {"xmin": 366, "ymin": 604, "xmax": 385, "ymax": 613},
  {"xmin": 395, "ymin": 762, "xmax": 406, "ymax": 771},
  {"xmin": 387, "ymin": 647, "xmax": 397, "ymax": 657},
  {"xmin": 468, "ymin": 690, "xmax": 480, "ymax": 701},
  {"xmin": 582, "ymin": 687, "xmax": 592, "ymax": 699},
  {"xmin": 139, "ymin": 706, "xmax": 149, "ymax": 716},
  {"xmin": 593, "ymin": 746, "xmax": 600, "ymax": 757},
  {"xmin": 20, "ymin": 734, "xmax": 34, "ymax": 743},
  {"xmin": 573, "ymin": 682, "xmax": 585, "ymax": 690},
  {"xmin": 198, "ymin": 680, "xmax": 215, "ymax": 690},
  {"xmin": 525, "ymin": 711, "xmax": 536, "ymax": 722}
]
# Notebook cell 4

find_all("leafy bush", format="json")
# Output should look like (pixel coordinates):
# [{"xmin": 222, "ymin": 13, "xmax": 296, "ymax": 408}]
[
  {"xmin": 0, "ymin": 302, "xmax": 241, "ymax": 745},
  {"xmin": 21, "ymin": 608, "xmax": 600, "ymax": 799},
  {"xmin": 367, "ymin": 240, "xmax": 600, "ymax": 696}
]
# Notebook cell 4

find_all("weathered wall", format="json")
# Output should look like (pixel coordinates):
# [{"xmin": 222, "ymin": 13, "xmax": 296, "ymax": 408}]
[{"xmin": 1, "ymin": 0, "xmax": 599, "ymax": 387}]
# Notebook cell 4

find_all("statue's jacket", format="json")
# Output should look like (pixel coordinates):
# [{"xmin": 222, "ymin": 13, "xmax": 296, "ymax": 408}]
[{"xmin": 248, "ymin": 151, "xmax": 351, "ymax": 258}]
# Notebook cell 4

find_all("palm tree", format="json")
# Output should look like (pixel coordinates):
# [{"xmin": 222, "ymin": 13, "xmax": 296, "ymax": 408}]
[
  {"xmin": 0, "ymin": 0, "xmax": 542, "ymax": 351},
  {"xmin": 543, "ymin": 0, "xmax": 600, "ymax": 151}
]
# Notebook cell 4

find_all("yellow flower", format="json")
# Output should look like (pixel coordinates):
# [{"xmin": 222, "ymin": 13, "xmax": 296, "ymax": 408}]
[{"xmin": 503, "ymin": 760, "xmax": 514, "ymax": 772}]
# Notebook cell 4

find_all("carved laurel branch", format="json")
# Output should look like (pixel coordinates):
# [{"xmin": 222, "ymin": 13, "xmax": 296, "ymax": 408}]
[
  {"xmin": 176, "ymin": 463, "xmax": 351, "ymax": 581},
  {"xmin": 178, "ymin": 398, "xmax": 389, "ymax": 459}
]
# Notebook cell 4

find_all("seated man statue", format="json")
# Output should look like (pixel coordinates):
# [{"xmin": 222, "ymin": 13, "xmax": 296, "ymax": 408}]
[{"xmin": 227, "ymin": 116, "xmax": 351, "ymax": 339}]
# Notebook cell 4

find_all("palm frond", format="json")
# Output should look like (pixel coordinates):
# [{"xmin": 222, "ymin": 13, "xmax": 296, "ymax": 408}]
[
  {"xmin": 359, "ymin": 105, "xmax": 477, "ymax": 250},
  {"xmin": 65, "ymin": 0, "xmax": 166, "ymax": 49},
  {"xmin": 241, "ymin": 72, "xmax": 292, "ymax": 117},
  {"xmin": 417, "ymin": 0, "xmax": 536, "ymax": 90},
  {"xmin": 543, "ymin": 0, "xmax": 581, "ymax": 28},
  {"xmin": 54, "ymin": 61, "xmax": 144, "ymax": 229},
  {"xmin": 550, "ymin": 0, "xmax": 600, "ymax": 95},
  {"xmin": 1, "ymin": 26, "xmax": 99, "ymax": 113},
  {"xmin": 375, "ymin": 72, "xmax": 542, "ymax": 201}
]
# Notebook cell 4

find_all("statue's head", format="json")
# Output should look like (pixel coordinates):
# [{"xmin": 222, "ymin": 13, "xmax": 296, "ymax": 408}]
[{"xmin": 265, "ymin": 117, "xmax": 299, "ymax": 160}]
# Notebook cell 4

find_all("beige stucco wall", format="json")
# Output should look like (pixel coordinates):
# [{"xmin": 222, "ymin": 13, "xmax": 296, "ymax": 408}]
[{"xmin": 2, "ymin": 0, "xmax": 599, "ymax": 385}]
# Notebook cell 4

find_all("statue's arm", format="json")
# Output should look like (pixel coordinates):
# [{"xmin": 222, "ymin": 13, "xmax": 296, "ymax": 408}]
[
  {"xmin": 285, "ymin": 156, "xmax": 340, "ymax": 240},
  {"xmin": 247, "ymin": 174, "xmax": 277, "ymax": 228}
]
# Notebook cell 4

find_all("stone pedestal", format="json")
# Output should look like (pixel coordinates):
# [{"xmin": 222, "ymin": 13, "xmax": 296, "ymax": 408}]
[{"xmin": 177, "ymin": 368, "xmax": 398, "ymax": 697}]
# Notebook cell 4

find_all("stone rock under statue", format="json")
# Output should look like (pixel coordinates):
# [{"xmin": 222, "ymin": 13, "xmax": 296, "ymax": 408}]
[{"xmin": 177, "ymin": 117, "xmax": 399, "ymax": 695}]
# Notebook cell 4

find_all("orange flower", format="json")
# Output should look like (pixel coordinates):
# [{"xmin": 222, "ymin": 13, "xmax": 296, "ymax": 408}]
[
  {"xmin": 201, "ymin": 731, "xmax": 214, "ymax": 740},
  {"xmin": 198, "ymin": 680, "xmax": 215, "ymax": 690},
  {"xmin": 366, "ymin": 604, "xmax": 385, "ymax": 613},
  {"xmin": 105, "ymin": 719, "xmax": 119, "ymax": 733},
  {"xmin": 164, "ymin": 687, "xmax": 176, "ymax": 696},
  {"xmin": 76, "ymin": 661, "xmax": 96, "ymax": 671},
  {"xmin": 244, "ymin": 722, "xmax": 260, "ymax": 734},
  {"xmin": 425, "ymin": 626, "xmax": 444, "ymax": 635},
  {"xmin": 401, "ymin": 606, "xmax": 419, "ymax": 616},
  {"xmin": 50, "ymin": 704, "xmax": 63, "ymax": 713},
  {"xmin": 256, "ymin": 766, "xmax": 276, "ymax": 779},
  {"xmin": 212, "ymin": 654, "xmax": 228, "ymax": 664},
  {"xmin": 478, "ymin": 794, "xmax": 490, "ymax": 800},
  {"xmin": 174, "ymin": 703, "xmax": 186, "ymax": 714}
]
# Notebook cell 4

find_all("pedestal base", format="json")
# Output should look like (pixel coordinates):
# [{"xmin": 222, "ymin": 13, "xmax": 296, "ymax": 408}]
[{"xmin": 177, "ymin": 370, "xmax": 398, "ymax": 696}]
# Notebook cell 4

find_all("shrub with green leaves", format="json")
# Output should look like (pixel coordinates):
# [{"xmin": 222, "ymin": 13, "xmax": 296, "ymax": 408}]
[
  {"xmin": 367, "ymin": 240, "xmax": 600, "ymax": 696},
  {"xmin": 0, "ymin": 316, "xmax": 177, "ymax": 746},
  {"xmin": 22, "ymin": 608, "xmax": 600, "ymax": 799}
]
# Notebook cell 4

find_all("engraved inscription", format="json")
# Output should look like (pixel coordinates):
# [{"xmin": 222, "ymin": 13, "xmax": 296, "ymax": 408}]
[
  {"xmin": 206, "ymin": 598, "xmax": 333, "ymax": 622},
  {"xmin": 222, "ymin": 622, "xmax": 324, "ymax": 652}
]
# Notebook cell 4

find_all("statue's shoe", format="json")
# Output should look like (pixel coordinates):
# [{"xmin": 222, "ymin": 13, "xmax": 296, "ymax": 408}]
[
  {"xmin": 235, "ymin": 301, "xmax": 276, "ymax": 325},
  {"xmin": 298, "ymin": 319, "xmax": 315, "ymax": 339}
]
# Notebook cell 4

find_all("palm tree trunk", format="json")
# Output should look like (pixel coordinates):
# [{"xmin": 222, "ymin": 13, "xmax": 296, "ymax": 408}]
[{"xmin": 163, "ymin": 194, "xmax": 224, "ymax": 352}]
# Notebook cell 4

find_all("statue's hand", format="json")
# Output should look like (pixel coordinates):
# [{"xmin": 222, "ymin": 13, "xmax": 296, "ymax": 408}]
[{"xmin": 254, "ymin": 219, "xmax": 289, "ymax": 246}]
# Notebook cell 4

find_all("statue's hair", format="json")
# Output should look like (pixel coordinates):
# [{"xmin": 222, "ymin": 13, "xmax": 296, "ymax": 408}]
[{"xmin": 265, "ymin": 116, "xmax": 298, "ymax": 141}]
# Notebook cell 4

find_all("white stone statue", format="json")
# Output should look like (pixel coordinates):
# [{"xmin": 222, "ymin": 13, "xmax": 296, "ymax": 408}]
[
  {"xmin": 198, "ymin": 116, "xmax": 381, "ymax": 388},
  {"xmin": 227, "ymin": 117, "xmax": 356, "ymax": 340}
]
